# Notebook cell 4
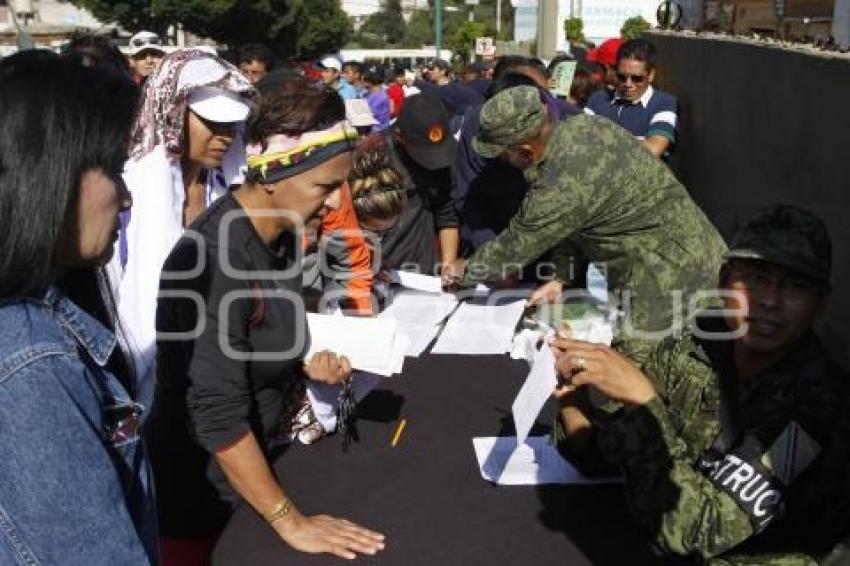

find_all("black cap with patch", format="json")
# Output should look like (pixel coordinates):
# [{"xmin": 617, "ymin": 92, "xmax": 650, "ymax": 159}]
[{"xmin": 393, "ymin": 94, "xmax": 457, "ymax": 170}]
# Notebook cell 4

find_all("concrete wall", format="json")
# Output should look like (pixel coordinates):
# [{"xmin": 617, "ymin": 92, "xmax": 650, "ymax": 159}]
[{"xmin": 647, "ymin": 31, "xmax": 850, "ymax": 368}]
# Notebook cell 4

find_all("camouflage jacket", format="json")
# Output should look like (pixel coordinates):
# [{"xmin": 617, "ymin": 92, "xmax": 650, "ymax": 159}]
[
  {"xmin": 461, "ymin": 115, "xmax": 727, "ymax": 347},
  {"xmin": 589, "ymin": 313, "xmax": 850, "ymax": 565}
]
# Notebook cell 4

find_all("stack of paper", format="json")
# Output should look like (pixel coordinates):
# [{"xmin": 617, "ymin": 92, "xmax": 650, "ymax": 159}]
[
  {"xmin": 431, "ymin": 299, "xmax": 527, "ymax": 355},
  {"xmin": 378, "ymin": 290, "xmax": 459, "ymax": 357},
  {"xmin": 306, "ymin": 313, "xmax": 406, "ymax": 377}
]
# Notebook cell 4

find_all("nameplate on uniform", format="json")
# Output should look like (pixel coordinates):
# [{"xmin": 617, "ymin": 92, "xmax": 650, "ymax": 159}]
[
  {"xmin": 697, "ymin": 422, "xmax": 822, "ymax": 532},
  {"xmin": 697, "ymin": 436, "xmax": 784, "ymax": 532}
]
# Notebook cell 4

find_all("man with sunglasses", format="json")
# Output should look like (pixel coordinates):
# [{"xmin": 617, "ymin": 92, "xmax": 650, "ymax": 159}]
[{"xmin": 585, "ymin": 38, "xmax": 678, "ymax": 159}]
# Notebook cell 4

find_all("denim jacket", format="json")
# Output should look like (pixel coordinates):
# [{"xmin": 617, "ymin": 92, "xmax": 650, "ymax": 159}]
[{"xmin": 0, "ymin": 288, "xmax": 156, "ymax": 565}]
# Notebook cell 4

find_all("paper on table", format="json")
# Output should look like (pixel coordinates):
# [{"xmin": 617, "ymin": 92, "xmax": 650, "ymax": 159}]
[
  {"xmin": 379, "ymin": 289, "xmax": 458, "ymax": 328},
  {"xmin": 389, "ymin": 270, "xmax": 490, "ymax": 295},
  {"xmin": 390, "ymin": 270, "xmax": 442, "ymax": 293},
  {"xmin": 306, "ymin": 313, "xmax": 396, "ymax": 371},
  {"xmin": 431, "ymin": 300, "xmax": 526, "ymax": 355},
  {"xmin": 396, "ymin": 322, "xmax": 442, "ymax": 357},
  {"xmin": 472, "ymin": 436, "xmax": 621, "ymax": 485},
  {"xmin": 511, "ymin": 341, "xmax": 557, "ymax": 445},
  {"xmin": 359, "ymin": 331, "xmax": 411, "ymax": 376}
]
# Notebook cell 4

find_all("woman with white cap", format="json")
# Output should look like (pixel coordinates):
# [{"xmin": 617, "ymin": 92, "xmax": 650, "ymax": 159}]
[{"xmin": 116, "ymin": 49, "xmax": 254, "ymax": 411}]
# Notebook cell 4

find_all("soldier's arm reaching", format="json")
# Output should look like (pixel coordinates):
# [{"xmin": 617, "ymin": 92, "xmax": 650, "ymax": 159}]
[{"xmin": 459, "ymin": 179, "xmax": 586, "ymax": 287}]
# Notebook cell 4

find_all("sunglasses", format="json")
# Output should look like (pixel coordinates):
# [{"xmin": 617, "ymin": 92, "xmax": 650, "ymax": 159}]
[
  {"xmin": 616, "ymin": 72, "xmax": 647, "ymax": 84},
  {"xmin": 131, "ymin": 36, "xmax": 162, "ymax": 48}
]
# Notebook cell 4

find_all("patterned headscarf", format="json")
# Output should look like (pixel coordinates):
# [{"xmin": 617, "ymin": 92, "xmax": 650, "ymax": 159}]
[{"xmin": 129, "ymin": 49, "xmax": 254, "ymax": 160}]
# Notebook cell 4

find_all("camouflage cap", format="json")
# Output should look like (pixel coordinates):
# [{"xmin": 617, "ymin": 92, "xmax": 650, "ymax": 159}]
[
  {"xmin": 473, "ymin": 86, "xmax": 546, "ymax": 159},
  {"xmin": 725, "ymin": 205, "xmax": 832, "ymax": 282}
]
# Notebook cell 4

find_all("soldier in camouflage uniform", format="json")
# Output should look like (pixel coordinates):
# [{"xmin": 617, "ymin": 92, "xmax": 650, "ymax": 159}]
[
  {"xmin": 551, "ymin": 205, "xmax": 850, "ymax": 565},
  {"xmin": 444, "ymin": 85, "xmax": 727, "ymax": 362}
]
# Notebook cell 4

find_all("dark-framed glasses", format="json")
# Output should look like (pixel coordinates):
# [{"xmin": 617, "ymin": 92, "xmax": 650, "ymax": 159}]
[{"xmin": 616, "ymin": 72, "xmax": 647, "ymax": 84}]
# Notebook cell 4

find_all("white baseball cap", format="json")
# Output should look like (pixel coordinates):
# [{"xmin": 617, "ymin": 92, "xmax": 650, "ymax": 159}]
[
  {"xmin": 317, "ymin": 55, "xmax": 342, "ymax": 71},
  {"xmin": 128, "ymin": 31, "xmax": 166, "ymax": 57},
  {"xmin": 187, "ymin": 86, "xmax": 251, "ymax": 123}
]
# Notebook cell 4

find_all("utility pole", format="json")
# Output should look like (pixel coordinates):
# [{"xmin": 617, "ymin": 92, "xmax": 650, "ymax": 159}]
[{"xmin": 436, "ymin": 0, "xmax": 443, "ymax": 58}]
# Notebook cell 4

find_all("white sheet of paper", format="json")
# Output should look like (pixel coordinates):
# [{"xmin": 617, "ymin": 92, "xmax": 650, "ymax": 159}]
[
  {"xmin": 379, "ymin": 289, "xmax": 458, "ymax": 328},
  {"xmin": 359, "ymin": 332, "xmax": 410, "ymax": 376},
  {"xmin": 569, "ymin": 317, "xmax": 614, "ymax": 345},
  {"xmin": 431, "ymin": 300, "xmax": 526, "ymax": 355},
  {"xmin": 395, "ymin": 322, "xmax": 442, "ymax": 357},
  {"xmin": 511, "ymin": 343, "xmax": 557, "ymax": 445},
  {"xmin": 472, "ymin": 436, "xmax": 621, "ymax": 485},
  {"xmin": 306, "ymin": 313, "xmax": 396, "ymax": 371},
  {"xmin": 586, "ymin": 263, "xmax": 609, "ymax": 304},
  {"xmin": 390, "ymin": 270, "xmax": 443, "ymax": 293},
  {"xmin": 389, "ymin": 270, "xmax": 491, "ymax": 295}
]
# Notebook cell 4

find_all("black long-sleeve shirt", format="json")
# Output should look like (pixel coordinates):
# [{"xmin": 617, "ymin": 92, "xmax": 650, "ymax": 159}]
[
  {"xmin": 379, "ymin": 134, "xmax": 458, "ymax": 275},
  {"xmin": 146, "ymin": 193, "xmax": 308, "ymax": 536}
]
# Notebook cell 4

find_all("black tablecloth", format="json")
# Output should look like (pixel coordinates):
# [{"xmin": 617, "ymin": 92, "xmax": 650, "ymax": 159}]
[{"xmin": 212, "ymin": 354, "xmax": 659, "ymax": 565}]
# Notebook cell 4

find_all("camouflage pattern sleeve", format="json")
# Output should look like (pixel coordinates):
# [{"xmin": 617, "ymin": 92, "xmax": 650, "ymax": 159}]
[
  {"xmin": 597, "ymin": 340, "xmax": 759, "ymax": 560},
  {"xmin": 459, "ymin": 181, "xmax": 586, "ymax": 286},
  {"xmin": 708, "ymin": 552, "xmax": 817, "ymax": 565},
  {"xmin": 599, "ymin": 394, "xmax": 759, "ymax": 560}
]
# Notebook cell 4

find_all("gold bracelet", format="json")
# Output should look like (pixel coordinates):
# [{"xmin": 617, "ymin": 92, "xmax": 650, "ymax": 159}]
[{"xmin": 264, "ymin": 498, "xmax": 293, "ymax": 524}]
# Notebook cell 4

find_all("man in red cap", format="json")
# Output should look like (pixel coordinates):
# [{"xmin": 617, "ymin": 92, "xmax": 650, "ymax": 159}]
[{"xmin": 586, "ymin": 37, "xmax": 624, "ymax": 91}]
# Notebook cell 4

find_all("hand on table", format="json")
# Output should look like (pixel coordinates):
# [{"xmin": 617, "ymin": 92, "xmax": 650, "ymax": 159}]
[
  {"xmin": 527, "ymin": 280, "xmax": 563, "ymax": 306},
  {"xmin": 440, "ymin": 258, "xmax": 465, "ymax": 290},
  {"xmin": 275, "ymin": 510, "xmax": 386, "ymax": 560},
  {"xmin": 549, "ymin": 338, "xmax": 656, "ymax": 407},
  {"xmin": 304, "ymin": 351, "xmax": 352, "ymax": 385}
]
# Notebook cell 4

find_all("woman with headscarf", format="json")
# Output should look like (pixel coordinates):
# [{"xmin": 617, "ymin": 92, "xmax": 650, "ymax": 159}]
[
  {"xmin": 116, "ymin": 49, "xmax": 254, "ymax": 410},
  {"xmin": 147, "ymin": 81, "xmax": 386, "ymax": 564}
]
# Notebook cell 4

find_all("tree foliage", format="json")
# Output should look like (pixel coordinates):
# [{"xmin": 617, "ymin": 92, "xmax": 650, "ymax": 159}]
[
  {"xmin": 67, "ymin": 0, "xmax": 351, "ymax": 58},
  {"xmin": 401, "ymin": 10, "xmax": 433, "ymax": 48},
  {"xmin": 447, "ymin": 21, "xmax": 486, "ymax": 63},
  {"xmin": 621, "ymin": 15, "xmax": 651, "ymax": 39},
  {"xmin": 564, "ymin": 17, "xmax": 585, "ymax": 44},
  {"xmin": 361, "ymin": 0, "xmax": 405, "ymax": 45}
]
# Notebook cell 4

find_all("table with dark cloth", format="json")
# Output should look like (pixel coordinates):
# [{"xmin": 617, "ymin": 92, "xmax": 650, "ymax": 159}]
[{"xmin": 212, "ymin": 354, "xmax": 660, "ymax": 566}]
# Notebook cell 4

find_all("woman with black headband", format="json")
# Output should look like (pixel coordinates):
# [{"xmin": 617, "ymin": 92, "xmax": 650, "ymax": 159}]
[{"xmin": 146, "ymin": 83, "xmax": 385, "ymax": 564}]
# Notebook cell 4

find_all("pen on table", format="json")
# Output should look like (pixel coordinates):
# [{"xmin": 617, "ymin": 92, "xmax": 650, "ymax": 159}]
[{"xmin": 390, "ymin": 419, "xmax": 407, "ymax": 447}]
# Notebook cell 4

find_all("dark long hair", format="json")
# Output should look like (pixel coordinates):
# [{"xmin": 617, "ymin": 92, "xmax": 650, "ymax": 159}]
[{"xmin": 0, "ymin": 51, "xmax": 139, "ymax": 392}]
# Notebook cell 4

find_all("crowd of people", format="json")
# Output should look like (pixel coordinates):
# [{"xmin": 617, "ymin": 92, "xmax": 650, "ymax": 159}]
[{"xmin": 0, "ymin": 28, "xmax": 848, "ymax": 566}]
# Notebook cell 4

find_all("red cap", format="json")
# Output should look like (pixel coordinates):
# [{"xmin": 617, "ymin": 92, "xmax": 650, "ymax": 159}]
[{"xmin": 586, "ymin": 38, "xmax": 625, "ymax": 67}]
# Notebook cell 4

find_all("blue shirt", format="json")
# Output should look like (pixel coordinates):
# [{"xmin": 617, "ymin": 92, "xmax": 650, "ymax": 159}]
[
  {"xmin": 585, "ymin": 86, "xmax": 678, "ymax": 144},
  {"xmin": 0, "ymin": 288, "xmax": 156, "ymax": 565},
  {"xmin": 336, "ymin": 78, "xmax": 359, "ymax": 101}
]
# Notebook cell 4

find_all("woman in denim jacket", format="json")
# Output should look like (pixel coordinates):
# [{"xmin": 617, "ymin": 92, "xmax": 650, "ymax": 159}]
[{"xmin": 0, "ymin": 53, "xmax": 156, "ymax": 564}]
